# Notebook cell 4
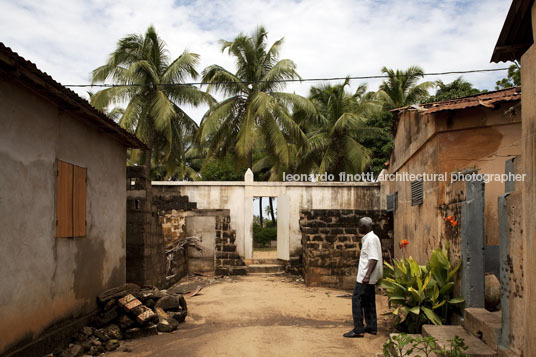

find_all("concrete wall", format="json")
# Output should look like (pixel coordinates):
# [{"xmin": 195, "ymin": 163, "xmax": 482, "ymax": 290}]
[
  {"xmin": 152, "ymin": 181, "xmax": 381, "ymax": 261},
  {"xmin": 385, "ymin": 104, "xmax": 521, "ymax": 264},
  {"xmin": 521, "ymin": 4, "xmax": 536, "ymax": 355},
  {"xmin": 0, "ymin": 80, "xmax": 127, "ymax": 354},
  {"xmin": 498, "ymin": 157, "xmax": 525, "ymax": 355}
]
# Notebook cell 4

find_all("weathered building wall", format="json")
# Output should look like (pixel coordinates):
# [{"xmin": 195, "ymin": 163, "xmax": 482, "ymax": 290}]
[
  {"xmin": 436, "ymin": 108, "xmax": 521, "ymax": 246},
  {"xmin": 521, "ymin": 4, "xmax": 536, "ymax": 355},
  {"xmin": 498, "ymin": 157, "xmax": 524, "ymax": 355},
  {"xmin": 153, "ymin": 181, "xmax": 382, "ymax": 262},
  {"xmin": 386, "ymin": 104, "xmax": 521, "ymax": 264},
  {"xmin": 300, "ymin": 209, "xmax": 392, "ymax": 289},
  {"xmin": 0, "ymin": 80, "xmax": 127, "ymax": 354}
]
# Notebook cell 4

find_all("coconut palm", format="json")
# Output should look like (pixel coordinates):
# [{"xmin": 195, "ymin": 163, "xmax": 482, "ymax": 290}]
[
  {"xmin": 377, "ymin": 66, "xmax": 433, "ymax": 109},
  {"xmin": 198, "ymin": 26, "xmax": 315, "ymax": 173},
  {"xmin": 299, "ymin": 78, "xmax": 379, "ymax": 178},
  {"xmin": 90, "ymin": 25, "xmax": 212, "ymax": 178},
  {"xmin": 426, "ymin": 77, "xmax": 484, "ymax": 102}
]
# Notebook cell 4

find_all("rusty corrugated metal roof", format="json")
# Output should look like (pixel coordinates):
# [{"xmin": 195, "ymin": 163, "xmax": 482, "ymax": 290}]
[
  {"xmin": 0, "ymin": 42, "xmax": 147, "ymax": 149},
  {"xmin": 391, "ymin": 87, "xmax": 521, "ymax": 115}
]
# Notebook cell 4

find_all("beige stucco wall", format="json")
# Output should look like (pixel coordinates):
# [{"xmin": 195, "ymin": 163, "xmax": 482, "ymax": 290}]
[
  {"xmin": 521, "ymin": 3, "xmax": 536, "ymax": 355},
  {"xmin": 386, "ymin": 104, "xmax": 521, "ymax": 264},
  {"xmin": 0, "ymin": 80, "xmax": 127, "ymax": 353},
  {"xmin": 153, "ymin": 181, "xmax": 381, "ymax": 260}
]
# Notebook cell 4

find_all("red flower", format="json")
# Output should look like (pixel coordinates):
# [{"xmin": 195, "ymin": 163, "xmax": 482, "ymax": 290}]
[{"xmin": 399, "ymin": 239, "xmax": 409, "ymax": 249}]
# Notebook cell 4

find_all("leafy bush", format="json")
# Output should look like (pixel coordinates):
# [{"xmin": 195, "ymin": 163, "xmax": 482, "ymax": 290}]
[
  {"xmin": 253, "ymin": 221, "xmax": 276, "ymax": 247},
  {"xmin": 380, "ymin": 248, "xmax": 464, "ymax": 333},
  {"xmin": 383, "ymin": 333, "xmax": 468, "ymax": 357}
]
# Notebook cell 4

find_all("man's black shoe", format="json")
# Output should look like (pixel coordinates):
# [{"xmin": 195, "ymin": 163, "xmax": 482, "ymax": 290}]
[
  {"xmin": 343, "ymin": 330, "xmax": 364, "ymax": 338},
  {"xmin": 364, "ymin": 328, "xmax": 377, "ymax": 335}
]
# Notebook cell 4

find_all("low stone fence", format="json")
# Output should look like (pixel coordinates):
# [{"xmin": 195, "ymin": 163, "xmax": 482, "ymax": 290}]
[{"xmin": 300, "ymin": 209, "xmax": 393, "ymax": 289}]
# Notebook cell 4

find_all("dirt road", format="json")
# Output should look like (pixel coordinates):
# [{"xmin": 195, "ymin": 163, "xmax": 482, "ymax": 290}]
[{"xmin": 108, "ymin": 275, "xmax": 390, "ymax": 356}]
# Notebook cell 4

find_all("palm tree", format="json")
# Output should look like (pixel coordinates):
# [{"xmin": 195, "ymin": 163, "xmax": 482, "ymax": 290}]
[
  {"xmin": 299, "ymin": 78, "xmax": 379, "ymax": 177},
  {"xmin": 377, "ymin": 66, "xmax": 433, "ymax": 109},
  {"xmin": 426, "ymin": 77, "xmax": 484, "ymax": 102},
  {"xmin": 198, "ymin": 26, "xmax": 315, "ymax": 174},
  {"xmin": 90, "ymin": 25, "xmax": 212, "ymax": 178}
]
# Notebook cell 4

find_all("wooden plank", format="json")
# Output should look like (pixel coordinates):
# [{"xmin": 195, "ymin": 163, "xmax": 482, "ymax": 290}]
[
  {"xmin": 73, "ymin": 165, "xmax": 87, "ymax": 237},
  {"xmin": 56, "ymin": 160, "xmax": 73, "ymax": 237}
]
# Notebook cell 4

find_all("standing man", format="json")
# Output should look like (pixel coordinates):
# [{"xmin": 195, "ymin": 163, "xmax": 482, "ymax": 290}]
[{"xmin": 343, "ymin": 217, "xmax": 383, "ymax": 338}]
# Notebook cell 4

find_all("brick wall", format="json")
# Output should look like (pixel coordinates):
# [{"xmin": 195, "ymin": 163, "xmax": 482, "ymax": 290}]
[
  {"xmin": 126, "ymin": 167, "xmax": 191, "ymax": 288},
  {"xmin": 300, "ymin": 209, "xmax": 393, "ymax": 289}
]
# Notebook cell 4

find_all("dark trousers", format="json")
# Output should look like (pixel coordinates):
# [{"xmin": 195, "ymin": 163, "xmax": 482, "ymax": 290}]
[{"xmin": 352, "ymin": 282, "xmax": 377, "ymax": 333}]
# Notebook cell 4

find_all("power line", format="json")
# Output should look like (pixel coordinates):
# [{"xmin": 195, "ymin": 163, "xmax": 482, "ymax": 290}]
[{"xmin": 65, "ymin": 67, "xmax": 510, "ymax": 88}]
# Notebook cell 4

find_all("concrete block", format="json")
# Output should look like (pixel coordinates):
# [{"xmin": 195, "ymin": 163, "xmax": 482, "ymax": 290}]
[
  {"xmin": 422, "ymin": 324, "xmax": 497, "ymax": 356},
  {"xmin": 463, "ymin": 308, "xmax": 501, "ymax": 351}
]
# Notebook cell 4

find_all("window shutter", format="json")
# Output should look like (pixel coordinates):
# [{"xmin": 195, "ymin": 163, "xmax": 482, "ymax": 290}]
[
  {"xmin": 387, "ymin": 192, "xmax": 398, "ymax": 212},
  {"xmin": 411, "ymin": 180, "xmax": 423, "ymax": 206},
  {"xmin": 73, "ymin": 165, "xmax": 87, "ymax": 237},
  {"xmin": 56, "ymin": 160, "xmax": 73, "ymax": 237}
]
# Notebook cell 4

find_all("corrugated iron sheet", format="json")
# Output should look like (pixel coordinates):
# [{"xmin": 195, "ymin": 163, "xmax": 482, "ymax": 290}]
[{"xmin": 393, "ymin": 87, "xmax": 521, "ymax": 115}]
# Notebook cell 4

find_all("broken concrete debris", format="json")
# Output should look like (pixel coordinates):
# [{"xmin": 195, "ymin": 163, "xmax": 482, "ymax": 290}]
[{"xmin": 54, "ymin": 283, "xmax": 187, "ymax": 356}]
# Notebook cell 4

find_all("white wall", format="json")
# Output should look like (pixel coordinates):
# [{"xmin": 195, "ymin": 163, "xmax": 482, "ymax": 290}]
[{"xmin": 152, "ymin": 180, "xmax": 381, "ymax": 260}]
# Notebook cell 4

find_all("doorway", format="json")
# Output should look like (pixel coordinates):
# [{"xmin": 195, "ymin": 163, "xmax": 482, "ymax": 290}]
[{"xmin": 252, "ymin": 196, "xmax": 277, "ymax": 260}]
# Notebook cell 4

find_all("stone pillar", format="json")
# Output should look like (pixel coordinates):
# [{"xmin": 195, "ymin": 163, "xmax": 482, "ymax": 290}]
[{"xmin": 461, "ymin": 179, "xmax": 485, "ymax": 308}]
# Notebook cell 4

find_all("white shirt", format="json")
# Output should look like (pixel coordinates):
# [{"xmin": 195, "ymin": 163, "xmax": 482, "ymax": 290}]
[{"xmin": 356, "ymin": 231, "xmax": 383, "ymax": 284}]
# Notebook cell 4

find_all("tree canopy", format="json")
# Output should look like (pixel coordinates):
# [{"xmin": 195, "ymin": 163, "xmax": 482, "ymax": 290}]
[{"xmin": 90, "ymin": 25, "xmax": 212, "ymax": 178}]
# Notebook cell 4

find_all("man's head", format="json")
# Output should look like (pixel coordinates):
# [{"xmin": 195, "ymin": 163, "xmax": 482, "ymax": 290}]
[{"xmin": 358, "ymin": 217, "xmax": 373, "ymax": 235}]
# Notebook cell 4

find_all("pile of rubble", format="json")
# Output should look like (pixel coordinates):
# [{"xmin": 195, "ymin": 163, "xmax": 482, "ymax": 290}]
[{"xmin": 57, "ymin": 283, "xmax": 187, "ymax": 356}]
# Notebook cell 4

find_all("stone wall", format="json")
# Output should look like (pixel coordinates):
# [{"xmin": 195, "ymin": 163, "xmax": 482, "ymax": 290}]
[
  {"xmin": 300, "ymin": 209, "xmax": 393, "ymax": 289},
  {"xmin": 126, "ymin": 167, "xmax": 191, "ymax": 288},
  {"xmin": 215, "ymin": 215, "xmax": 247, "ymax": 276},
  {"xmin": 153, "ymin": 181, "xmax": 382, "ymax": 261}
]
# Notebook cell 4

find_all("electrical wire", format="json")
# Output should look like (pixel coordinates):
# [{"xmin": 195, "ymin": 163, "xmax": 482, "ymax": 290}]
[{"xmin": 64, "ymin": 67, "xmax": 511, "ymax": 88}]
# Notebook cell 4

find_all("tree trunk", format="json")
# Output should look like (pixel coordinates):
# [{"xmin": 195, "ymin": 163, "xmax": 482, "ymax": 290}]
[
  {"xmin": 248, "ymin": 150, "xmax": 253, "ymax": 170},
  {"xmin": 269, "ymin": 197, "xmax": 276, "ymax": 223},
  {"xmin": 258, "ymin": 197, "xmax": 263, "ymax": 228}
]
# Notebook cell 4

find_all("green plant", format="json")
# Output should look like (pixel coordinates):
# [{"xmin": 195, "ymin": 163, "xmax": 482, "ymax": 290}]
[
  {"xmin": 383, "ymin": 333, "xmax": 468, "ymax": 357},
  {"xmin": 380, "ymin": 248, "xmax": 464, "ymax": 333},
  {"xmin": 253, "ymin": 221, "xmax": 276, "ymax": 247}
]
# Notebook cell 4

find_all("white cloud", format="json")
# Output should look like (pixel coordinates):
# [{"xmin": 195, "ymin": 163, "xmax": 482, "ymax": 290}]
[{"xmin": 0, "ymin": 0, "xmax": 513, "ymax": 123}]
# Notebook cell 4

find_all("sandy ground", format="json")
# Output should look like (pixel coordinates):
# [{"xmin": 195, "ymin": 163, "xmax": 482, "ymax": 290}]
[{"xmin": 107, "ymin": 275, "xmax": 390, "ymax": 357}]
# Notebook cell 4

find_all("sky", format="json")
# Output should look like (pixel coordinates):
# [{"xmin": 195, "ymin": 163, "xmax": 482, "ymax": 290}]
[{"xmin": 0, "ymin": 0, "xmax": 513, "ymax": 123}]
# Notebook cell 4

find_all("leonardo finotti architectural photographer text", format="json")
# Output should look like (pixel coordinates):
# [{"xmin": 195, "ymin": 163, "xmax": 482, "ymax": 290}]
[{"xmin": 282, "ymin": 171, "xmax": 527, "ymax": 184}]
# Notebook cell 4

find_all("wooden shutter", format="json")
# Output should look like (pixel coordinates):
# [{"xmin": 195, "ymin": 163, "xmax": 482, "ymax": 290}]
[
  {"xmin": 411, "ymin": 180, "xmax": 424, "ymax": 206},
  {"xmin": 56, "ymin": 160, "xmax": 73, "ymax": 237},
  {"xmin": 56, "ymin": 160, "xmax": 87, "ymax": 237},
  {"xmin": 73, "ymin": 165, "xmax": 87, "ymax": 237}
]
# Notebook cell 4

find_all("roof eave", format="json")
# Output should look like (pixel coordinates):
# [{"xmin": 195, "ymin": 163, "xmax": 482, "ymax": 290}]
[{"xmin": 0, "ymin": 43, "xmax": 148, "ymax": 150}]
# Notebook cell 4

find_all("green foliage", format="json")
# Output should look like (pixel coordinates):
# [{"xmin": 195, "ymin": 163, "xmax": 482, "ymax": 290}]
[
  {"xmin": 90, "ymin": 26, "xmax": 212, "ymax": 179},
  {"xmin": 377, "ymin": 66, "xmax": 434, "ymax": 109},
  {"xmin": 200, "ymin": 155, "xmax": 247, "ymax": 181},
  {"xmin": 297, "ymin": 79, "xmax": 380, "ymax": 177},
  {"xmin": 253, "ymin": 220, "xmax": 276, "ymax": 247},
  {"xmin": 198, "ymin": 26, "xmax": 316, "ymax": 179},
  {"xmin": 426, "ymin": 77, "xmax": 485, "ymax": 103},
  {"xmin": 495, "ymin": 64, "xmax": 521, "ymax": 90},
  {"xmin": 383, "ymin": 333, "xmax": 468, "ymax": 357},
  {"xmin": 361, "ymin": 110, "xmax": 393, "ymax": 176},
  {"xmin": 380, "ymin": 248, "xmax": 463, "ymax": 333}
]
